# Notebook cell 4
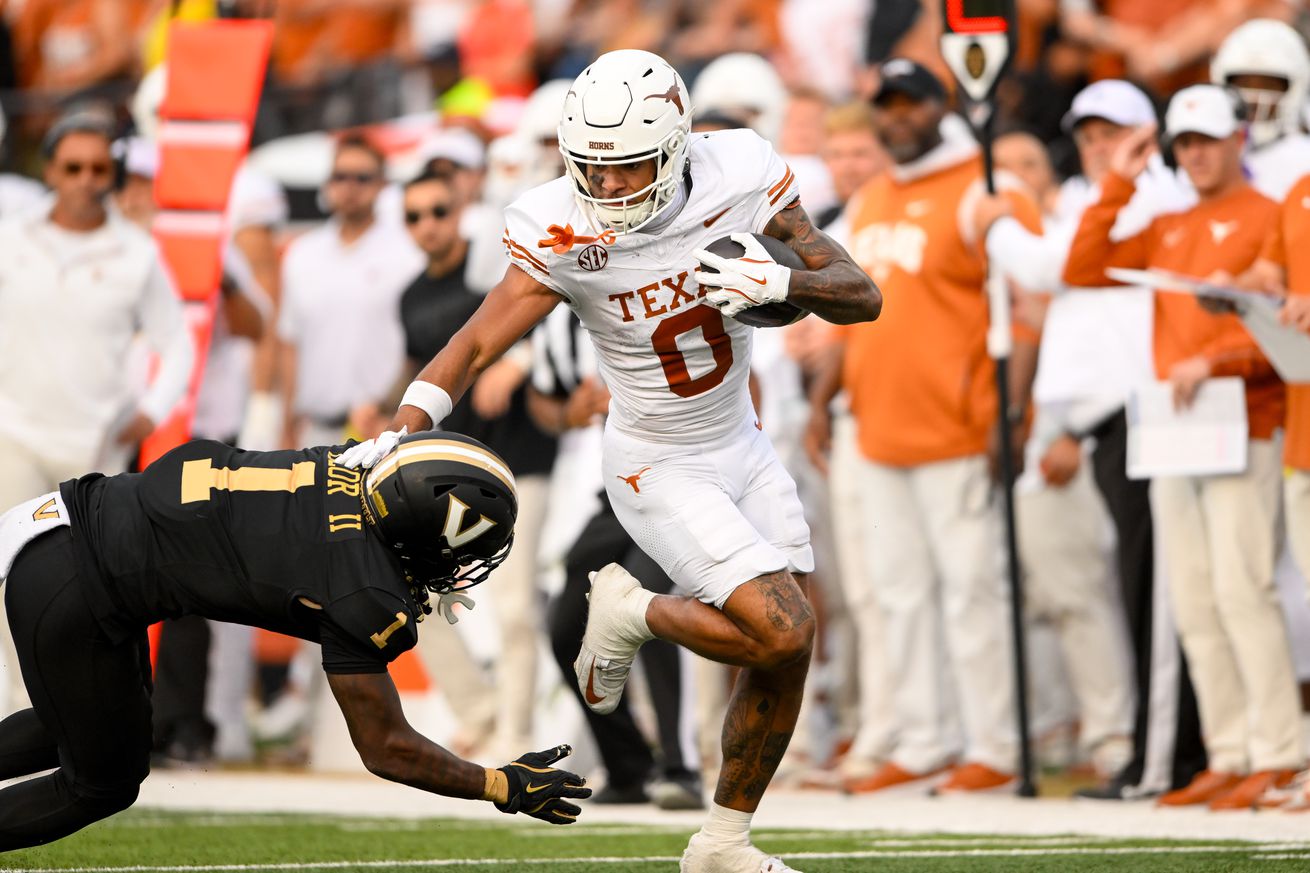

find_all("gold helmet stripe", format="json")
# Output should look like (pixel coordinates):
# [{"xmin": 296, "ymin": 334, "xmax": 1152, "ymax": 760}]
[{"xmin": 366, "ymin": 440, "xmax": 517, "ymax": 496}]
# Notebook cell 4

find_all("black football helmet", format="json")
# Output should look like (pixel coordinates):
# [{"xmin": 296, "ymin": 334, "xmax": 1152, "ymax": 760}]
[{"xmin": 362, "ymin": 430, "xmax": 518, "ymax": 609}]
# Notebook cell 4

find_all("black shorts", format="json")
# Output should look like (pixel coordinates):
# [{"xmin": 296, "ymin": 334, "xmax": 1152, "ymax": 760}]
[{"xmin": 5, "ymin": 529, "xmax": 152, "ymax": 797}]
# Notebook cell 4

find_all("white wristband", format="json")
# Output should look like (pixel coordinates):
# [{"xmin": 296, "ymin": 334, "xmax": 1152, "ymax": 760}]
[{"xmin": 400, "ymin": 381, "xmax": 453, "ymax": 428}]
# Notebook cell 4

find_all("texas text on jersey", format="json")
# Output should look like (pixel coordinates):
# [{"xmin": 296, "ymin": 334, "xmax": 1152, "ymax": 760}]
[
  {"xmin": 502, "ymin": 128, "xmax": 801, "ymax": 444},
  {"xmin": 59, "ymin": 439, "xmax": 419, "ymax": 674}
]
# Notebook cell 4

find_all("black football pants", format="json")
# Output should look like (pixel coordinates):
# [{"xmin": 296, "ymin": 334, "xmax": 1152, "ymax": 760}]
[
  {"xmin": 1089, "ymin": 411, "xmax": 1206, "ymax": 790},
  {"xmin": 0, "ymin": 529, "xmax": 151, "ymax": 851},
  {"xmin": 549, "ymin": 493, "xmax": 693, "ymax": 788}
]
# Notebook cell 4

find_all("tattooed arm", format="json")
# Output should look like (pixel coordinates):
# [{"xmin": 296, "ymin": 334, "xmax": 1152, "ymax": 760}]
[{"xmin": 764, "ymin": 203, "xmax": 882, "ymax": 325}]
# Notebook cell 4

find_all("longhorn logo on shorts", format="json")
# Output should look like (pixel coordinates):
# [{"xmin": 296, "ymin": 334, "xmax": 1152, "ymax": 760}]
[{"xmin": 617, "ymin": 466, "xmax": 652, "ymax": 494}]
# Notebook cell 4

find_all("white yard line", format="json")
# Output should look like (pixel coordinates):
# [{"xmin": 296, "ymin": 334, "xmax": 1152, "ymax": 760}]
[
  {"xmin": 133, "ymin": 771, "xmax": 1310, "ymax": 843},
  {"xmin": 4, "ymin": 844, "xmax": 1309, "ymax": 873}
]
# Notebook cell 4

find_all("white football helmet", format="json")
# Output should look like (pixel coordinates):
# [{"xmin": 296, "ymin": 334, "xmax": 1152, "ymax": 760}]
[
  {"xmin": 558, "ymin": 50, "xmax": 692, "ymax": 234},
  {"xmin": 517, "ymin": 79, "xmax": 572, "ymax": 185},
  {"xmin": 690, "ymin": 52, "xmax": 786, "ymax": 145},
  {"xmin": 1211, "ymin": 19, "xmax": 1310, "ymax": 148}
]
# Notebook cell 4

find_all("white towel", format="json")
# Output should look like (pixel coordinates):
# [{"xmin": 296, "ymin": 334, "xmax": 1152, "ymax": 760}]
[{"xmin": 0, "ymin": 491, "xmax": 70, "ymax": 583}]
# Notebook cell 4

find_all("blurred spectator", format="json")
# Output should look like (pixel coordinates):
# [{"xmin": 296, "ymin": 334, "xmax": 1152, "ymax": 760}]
[
  {"xmin": 397, "ymin": 168, "xmax": 556, "ymax": 760},
  {"xmin": 667, "ymin": 0, "xmax": 776, "ymax": 77},
  {"xmin": 1063, "ymin": 84, "xmax": 1304, "ymax": 810},
  {"xmin": 12, "ymin": 0, "xmax": 137, "ymax": 98},
  {"xmin": 458, "ymin": 0, "xmax": 536, "ymax": 97},
  {"xmin": 692, "ymin": 56, "xmax": 836, "ymax": 218},
  {"xmin": 978, "ymin": 79, "xmax": 1204, "ymax": 800},
  {"xmin": 1209, "ymin": 15, "xmax": 1310, "ymax": 742},
  {"xmin": 1059, "ymin": 0, "xmax": 1297, "ymax": 95},
  {"xmin": 528, "ymin": 306, "xmax": 702, "ymax": 810},
  {"xmin": 277, "ymin": 133, "xmax": 421, "ymax": 449},
  {"xmin": 794, "ymin": 97, "xmax": 896, "ymax": 785},
  {"xmin": 808, "ymin": 59, "xmax": 1041, "ymax": 795},
  {"xmin": 1241, "ymin": 171, "xmax": 1310, "ymax": 691},
  {"xmin": 990, "ymin": 128, "xmax": 1135, "ymax": 783},
  {"xmin": 815, "ymin": 101, "xmax": 887, "ymax": 234},
  {"xmin": 779, "ymin": 87, "xmax": 829, "ymax": 157},
  {"xmin": 0, "ymin": 108, "xmax": 193, "ymax": 715},
  {"xmin": 776, "ymin": 0, "xmax": 868, "ymax": 102},
  {"xmin": 1210, "ymin": 21, "xmax": 1310, "ymax": 206}
]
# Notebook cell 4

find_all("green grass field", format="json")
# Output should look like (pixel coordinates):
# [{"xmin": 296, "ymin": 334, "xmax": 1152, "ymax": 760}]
[{"xmin": 2, "ymin": 810, "xmax": 1307, "ymax": 872}]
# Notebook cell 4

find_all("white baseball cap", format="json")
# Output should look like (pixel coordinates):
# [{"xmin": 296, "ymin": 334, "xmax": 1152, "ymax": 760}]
[
  {"xmin": 1061, "ymin": 79, "xmax": 1156, "ymax": 133},
  {"xmin": 418, "ymin": 127, "xmax": 486, "ymax": 170},
  {"xmin": 1165, "ymin": 84, "xmax": 1242, "ymax": 141}
]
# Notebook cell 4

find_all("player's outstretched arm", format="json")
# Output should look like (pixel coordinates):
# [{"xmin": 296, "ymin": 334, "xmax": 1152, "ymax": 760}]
[
  {"xmin": 764, "ymin": 203, "xmax": 882, "ymax": 325},
  {"xmin": 392, "ymin": 265, "xmax": 564, "ymax": 433},
  {"xmin": 326, "ymin": 671, "xmax": 590, "ymax": 823}
]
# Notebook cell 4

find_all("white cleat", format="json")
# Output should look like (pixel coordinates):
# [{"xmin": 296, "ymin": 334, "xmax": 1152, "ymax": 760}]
[
  {"xmin": 573, "ymin": 563, "xmax": 653, "ymax": 715},
  {"xmin": 680, "ymin": 833, "xmax": 803, "ymax": 873}
]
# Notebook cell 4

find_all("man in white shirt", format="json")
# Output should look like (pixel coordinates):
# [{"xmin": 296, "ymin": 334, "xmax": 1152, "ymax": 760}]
[
  {"xmin": 975, "ymin": 80, "xmax": 1212, "ymax": 801},
  {"xmin": 0, "ymin": 109, "xmax": 194, "ymax": 714},
  {"xmin": 277, "ymin": 134, "xmax": 423, "ymax": 448}
]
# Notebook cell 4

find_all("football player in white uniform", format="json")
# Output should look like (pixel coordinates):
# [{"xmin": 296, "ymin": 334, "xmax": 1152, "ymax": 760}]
[
  {"xmin": 341, "ymin": 49, "xmax": 880, "ymax": 873},
  {"xmin": 1211, "ymin": 18, "xmax": 1310, "ymax": 200}
]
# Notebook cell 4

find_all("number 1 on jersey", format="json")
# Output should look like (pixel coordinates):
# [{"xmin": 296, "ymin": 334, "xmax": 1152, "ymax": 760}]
[{"xmin": 651, "ymin": 306, "xmax": 734, "ymax": 397}]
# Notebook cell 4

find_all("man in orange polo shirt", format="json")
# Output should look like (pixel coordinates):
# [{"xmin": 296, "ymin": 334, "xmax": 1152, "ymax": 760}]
[
  {"xmin": 1238, "ymin": 171, "xmax": 1310, "ymax": 605},
  {"xmin": 1063, "ymin": 85, "xmax": 1304, "ymax": 810},
  {"xmin": 808, "ymin": 59, "xmax": 1043, "ymax": 794}
]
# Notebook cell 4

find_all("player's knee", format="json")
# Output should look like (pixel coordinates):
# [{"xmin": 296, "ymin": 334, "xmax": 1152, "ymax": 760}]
[
  {"xmin": 69, "ymin": 776, "xmax": 141, "ymax": 821},
  {"xmin": 758, "ymin": 612, "xmax": 814, "ymax": 670}
]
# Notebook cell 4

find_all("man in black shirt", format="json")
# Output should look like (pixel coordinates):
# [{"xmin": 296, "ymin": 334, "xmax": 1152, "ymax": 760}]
[
  {"xmin": 0, "ymin": 432, "xmax": 589, "ymax": 851},
  {"xmin": 399, "ymin": 170, "xmax": 556, "ymax": 759}
]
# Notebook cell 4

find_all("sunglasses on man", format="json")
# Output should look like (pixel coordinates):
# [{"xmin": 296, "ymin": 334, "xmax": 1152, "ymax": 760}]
[
  {"xmin": 59, "ymin": 161, "xmax": 112, "ymax": 178},
  {"xmin": 404, "ymin": 204, "xmax": 454, "ymax": 225}
]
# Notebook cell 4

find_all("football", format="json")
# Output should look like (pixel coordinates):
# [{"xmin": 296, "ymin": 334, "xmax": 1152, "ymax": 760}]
[{"xmin": 700, "ymin": 233, "xmax": 809, "ymax": 328}]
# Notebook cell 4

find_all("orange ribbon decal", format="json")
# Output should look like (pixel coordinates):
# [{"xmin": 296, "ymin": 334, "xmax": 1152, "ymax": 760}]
[{"xmin": 538, "ymin": 223, "xmax": 616, "ymax": 254}]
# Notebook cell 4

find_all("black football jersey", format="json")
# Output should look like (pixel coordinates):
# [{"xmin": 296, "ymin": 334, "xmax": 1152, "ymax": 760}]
[{"xmin": 59, "ymin": 440, "xmax": 420, "ymax": 674}]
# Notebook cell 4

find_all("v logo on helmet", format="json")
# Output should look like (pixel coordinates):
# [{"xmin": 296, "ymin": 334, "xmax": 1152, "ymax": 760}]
[{"xmin": 443, "ymin": 495, "xmax": 497, "ymax": 547}]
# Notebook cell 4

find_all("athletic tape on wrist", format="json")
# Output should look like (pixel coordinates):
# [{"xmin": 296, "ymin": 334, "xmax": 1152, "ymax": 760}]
[{"xmin": 400, "ymin": 381, "xmax": 453, "ymax": 428}]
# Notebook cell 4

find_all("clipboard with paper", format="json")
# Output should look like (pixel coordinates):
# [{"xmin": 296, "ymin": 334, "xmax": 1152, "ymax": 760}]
[
  {"xmin": 1126, "ymin": 377, "xmax": 1249, "ymax": 479},
  {"xmin": 1107, "ymin": 267, "xmax": 1310, "ymax": 383}
]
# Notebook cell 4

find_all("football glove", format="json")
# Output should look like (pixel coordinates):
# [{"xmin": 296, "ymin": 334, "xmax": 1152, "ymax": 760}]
[
  {"xmin": 334, "ymin": 426, "xmax": 407, "ymax": 470},
  {"xmin": 693, "ymin": 232, "xmax": 792, "ymax": 318},
  {"xmin": 495, "ymin": 744, "xmax": 591, "ymax": 825}
]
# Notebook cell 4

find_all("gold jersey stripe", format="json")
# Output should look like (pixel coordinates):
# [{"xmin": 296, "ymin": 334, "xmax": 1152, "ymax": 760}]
[{"xmin": 181, "ymin": 459, "xmax": 317, "ymax": 504}]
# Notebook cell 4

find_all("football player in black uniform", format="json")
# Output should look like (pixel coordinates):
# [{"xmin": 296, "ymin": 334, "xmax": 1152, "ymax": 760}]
[{"xmin": 0, "ymin": 430, "xmax": 590, "ymax": 851}]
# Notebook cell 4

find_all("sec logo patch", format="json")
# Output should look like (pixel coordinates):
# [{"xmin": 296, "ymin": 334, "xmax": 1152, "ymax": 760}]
[{"xmin": 578, "ymin": 244, "xmax": 608, "ymax": 272}]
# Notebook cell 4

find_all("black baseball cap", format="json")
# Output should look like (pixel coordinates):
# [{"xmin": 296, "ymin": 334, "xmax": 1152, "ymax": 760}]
[{"xmin": 873, "ymin": 58, "xmax": 947, "ymax": 105}]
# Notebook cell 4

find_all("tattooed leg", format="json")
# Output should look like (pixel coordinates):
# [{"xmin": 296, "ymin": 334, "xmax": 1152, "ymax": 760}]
[
  {"xmin": 644, "ymin": 572, "xmax": 814, "ymax": 812},
  {"xmin": 645, "ymin": 571, "xmax": 815, "ymax": 670}
]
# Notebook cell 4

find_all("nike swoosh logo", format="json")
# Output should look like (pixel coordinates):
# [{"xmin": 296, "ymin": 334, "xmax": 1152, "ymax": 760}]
[
  {"xmin": 704, "ymin": 207, "xmax": 731, "ymax": 228},
  {"xmin": 745, "ymin": 274, "xmax": 767, "ymax": 286},
  {"xmin": 584, "ymin": 663, "xmax": 606, "ymax": 706},
  {"xmin": 525, "ymin": 782, "xmax": 551, "ymax": 794}
]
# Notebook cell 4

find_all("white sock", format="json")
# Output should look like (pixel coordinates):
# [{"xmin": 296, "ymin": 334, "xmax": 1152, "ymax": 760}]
[{"xmin": 700, "ymin": 802, "xmax": 753, "ymax": 845}]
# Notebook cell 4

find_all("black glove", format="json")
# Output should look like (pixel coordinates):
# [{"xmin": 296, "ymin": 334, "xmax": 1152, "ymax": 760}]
[{"xmin": 495, "ymin": 744, "xmax": 592, "ymax": 825}]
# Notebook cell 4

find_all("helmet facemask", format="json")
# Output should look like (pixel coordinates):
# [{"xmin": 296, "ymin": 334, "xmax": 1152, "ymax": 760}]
[
  {"xmin": 557, "ymin": 50, "xmax": 693, "ymax": 235},
  {"xmin": 561, "ymin": 124, "xmax": 687, "ymax": 234}
]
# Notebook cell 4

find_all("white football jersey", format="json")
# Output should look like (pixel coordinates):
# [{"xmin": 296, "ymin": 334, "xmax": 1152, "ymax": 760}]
[
  {"xmin": 503, "ymin": 129, "xmax": 800, "ymax": 443},
  {"xmin": 1246, "ymin": 132, "xmax": 1310, "ymax": 201}
]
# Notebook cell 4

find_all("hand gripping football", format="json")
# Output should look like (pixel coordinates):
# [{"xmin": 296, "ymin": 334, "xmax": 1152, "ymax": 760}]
[{"xmin": 699, "ymin": 233, "xmax": 808, "ymax": 328}]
